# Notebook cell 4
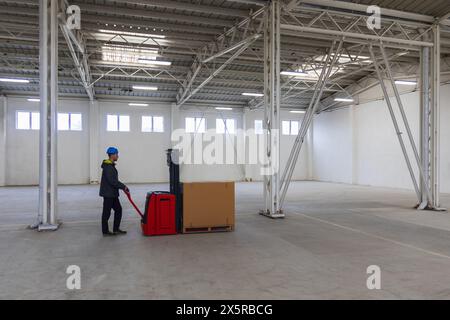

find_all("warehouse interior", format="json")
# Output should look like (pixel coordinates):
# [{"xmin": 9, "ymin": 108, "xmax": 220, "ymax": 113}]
[{"xmin": 1, "ymin": 0, "xmax": 450, "ymax": 299}]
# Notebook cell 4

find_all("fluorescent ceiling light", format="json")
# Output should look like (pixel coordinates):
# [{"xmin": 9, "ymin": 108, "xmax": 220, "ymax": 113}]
[
  {"xmin": 242, "ymin": 92, "xmax": 264, "ymax": 97},
  {"xmin": 27, "ymin": 98, "xmax": 40, "ymax": 102},
  {"xmin": 137, "ymin": 59, "xmax": 171, "ymax": 66},
  {"xmin": 128, "ymin": 103, "xmax": 149, "ymax": 107},
  {"xmin": 334, "ymin": 98, "xmax": 354, "ymax": 102},
  {"xmin": 132, "ymin": 85, "xmax": 158, "ymax": 91},
  {"xmin": 281, "ymin": 71, "xmax": 308, "ymax": 77},
  {"xmin": 215, "ymin": 107, "xmax": 232, "ymax": 110},
  {"xmin": 290, "ymin": 110, "xmax": 306, "ymax": 114},
  {"xmin": 98, "ymin": 29, "xmax": 166, "ymax": 39},
  {"xmin": 395, "ymin": 80, "xmax": 417, "ymax": 86},
  {"xmin": 0, "ymin": 78, "xmax": 29, "ymax": 83}
]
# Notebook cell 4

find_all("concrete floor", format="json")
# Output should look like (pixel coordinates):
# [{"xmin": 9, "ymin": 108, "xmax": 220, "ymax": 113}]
[{"xmin": 1, "ymin": 181, "xmax": 450, "ymax": 299}]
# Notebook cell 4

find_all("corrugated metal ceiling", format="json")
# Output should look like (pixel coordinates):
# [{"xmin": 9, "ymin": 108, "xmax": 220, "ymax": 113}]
[{"xmin": 0, "ymin": 0, "xmax": 449, "ymax": 109}]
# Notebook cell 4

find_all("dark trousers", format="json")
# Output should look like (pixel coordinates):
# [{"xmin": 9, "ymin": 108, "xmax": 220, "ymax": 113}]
[{"xmin": 102, "ymin": 197, "xmax": 122, "ymax": 234}]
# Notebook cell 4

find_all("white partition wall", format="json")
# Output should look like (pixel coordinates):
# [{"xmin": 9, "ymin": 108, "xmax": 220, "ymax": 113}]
[
  {"xmin": 2, "ymin": 89, "xmax": 447, "ymax": 194},
  {"xmin": 56, "ymin": 99, "xmax": 90, "ymax": 185},
  {"xmin": 245, "ymin": 108, "xmax": 311, "ymax": 182},
  {"xmin": 97, "ymin": 101, "xmax": 172, "ymax": 183},
  {"xmin": 0, "ymin": 96, "xmax": 313, "ymax": 186},
  {"xmin": 5, "ymin": 97, "xmax": 90, "ymax": 185},
  {"xmin": 313, "ymin": 84, "xmax": 450, "ymax": 194},
  {"xmin": 176, "ymin": 107, "xmax": 246, "ymax": 183},
  {"xmin": 313, "ymin": 107, "xmax": 353, "ymax": 184},
  {"xmin": 440, "ymin": 87, "xmax": 450, "ymax": 194},
  {"xmin": 6, "ymin": 97, "xmax": 42, "ymax": 185}
]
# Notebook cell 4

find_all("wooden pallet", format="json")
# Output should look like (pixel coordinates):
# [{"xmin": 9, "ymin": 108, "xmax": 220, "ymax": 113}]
[{"xmin": 183, "ymin": 225, "xmax": 234, "ymax": 234}]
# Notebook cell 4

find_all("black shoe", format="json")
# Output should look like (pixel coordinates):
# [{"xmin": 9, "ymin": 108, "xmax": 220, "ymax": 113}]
[
  {"xmin": 113, "ymin": 229, "xmax": 127, "ymax": 235},
  {"xmin": 103, "ymin": 231, "xmax": 115, "ymax": 237}
]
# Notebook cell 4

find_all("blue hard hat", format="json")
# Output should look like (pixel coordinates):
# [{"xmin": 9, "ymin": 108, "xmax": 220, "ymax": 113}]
[{"xmin": 106, "ymin": 147, "xmax": 119, "ymax": 155}]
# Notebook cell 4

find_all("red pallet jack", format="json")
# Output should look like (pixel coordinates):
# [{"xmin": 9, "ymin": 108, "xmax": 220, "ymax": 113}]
[{"xmin": 124, "ymin": 190, "xmax": 177, "ymax": 236}]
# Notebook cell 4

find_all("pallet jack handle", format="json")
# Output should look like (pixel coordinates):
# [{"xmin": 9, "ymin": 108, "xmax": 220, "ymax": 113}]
[{"xmin": 124, "ymin": 190, "xmax": 144, "ymax": 219}]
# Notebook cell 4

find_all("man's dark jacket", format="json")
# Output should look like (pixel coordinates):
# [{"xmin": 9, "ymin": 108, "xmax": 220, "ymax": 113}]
[{"xmin": 99, "ymin": 159, "xmax": 126, "ymax": 198}]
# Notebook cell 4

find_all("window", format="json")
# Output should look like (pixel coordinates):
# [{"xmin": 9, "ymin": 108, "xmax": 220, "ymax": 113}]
[
  {"xmin": 153, "ymin": 116, "xmax": 164, "ymax": 133},
  {"xmin": 107, "ymin": 114, "xmax": 130, "ymax": 132},
  {"xmin": 71, "ymin": 113, "xmax": 82, "ymax": 131},
  {"xmin": 216, "ymin": 118, "xmax": 236, "ymax": 134},
  {"xmin": 142, "ymin": 116, "xmax": 152, "ymax": 132},
  {"xmin": 185, "ymin": 117, "xmax": 206, "ymax": 133},
  {"xmin": 119, "ymin": 115, "xmax": 130, "ymax": 132},
  {"xmin": 58, "ymin": 113, "xmax": 69, "ymax": 131},
  {"xmin": 30, "ymin": 112, "xmax": 40, "ymax": 130},
  {"xmin": 107, "ymin": 115, "xmax": 118, "ymax": 131},
  {"xmin": 16, "ymin": 111, "xmax": 39, "ymax": 130},
  {"xmin": 282, "ymin": 120, "xmax": 299, "ymax": 135},
  {"xmin": 291, "ymin": 121, "xmax": 299, "ymax": 135},
  {"xmin": 254, "ymin": 120, "xmax": 263, "ymax": 135},
  {"xmin": 282, "ymin": 121, "xmax": 290, "ymax": 135},
  {"xmin": 58, "ymin": 113, "xmax": 82, "ymax": 131},
  {"xmin": 141, "ymin": 116, "xmax": 164, "ymax": 133}
]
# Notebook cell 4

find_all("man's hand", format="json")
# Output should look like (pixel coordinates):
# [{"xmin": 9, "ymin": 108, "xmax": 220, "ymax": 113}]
[{"xmin": 124, "ymin": 186, "xmax": 130, "ymax": 193}]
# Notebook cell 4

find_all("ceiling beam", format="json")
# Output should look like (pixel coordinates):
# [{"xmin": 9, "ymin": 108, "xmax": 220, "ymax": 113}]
[
  {"xmin": 59, "ymin": 1, "xmax": 94, "ymax": 101},
  {"xmin": 298, "ymin": 0, "xmax": 436, "ymax": 24},
  {"xmin": 106, "ymin": 0, "xmax": 251, "ymax": 18},
  {"xmin": 75, "ymin": 3, "xmax": 236, "ymax": 28},
  {"xmin": 176, "ymin": 7, "xmax": 267, "ymax": 106},
  {"xmin": 439, "ymin": 11, "xmax": 450, "ymax": 25},
  {"xmin": 225, "ymin": 0, "xmax": 267, "ymax": 6},
  {"xmin": 0, "ymin": 0, "xmax": 248, "ymax": 18}
]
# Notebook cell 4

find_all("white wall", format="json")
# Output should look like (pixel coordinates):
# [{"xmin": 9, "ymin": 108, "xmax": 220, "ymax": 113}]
[
  {"xmin": 57, "ymin": 99, "xmax": 90, "ymax": 184},
  {"xmin": 0, "ymin": 97, "xmax": 311, "ymax": 186},
  {"xmin": 5, "ymin": 97, "xmax": 41, "ymax": 185},
  {"xmin": 97, "ymin": 101, "xmax": 171, "ymax": 184},
  {"xmin": 2, "ymin": 97, "xmax": 172, "ymax": 185},
  {"xmin": 5, "ymin": 97, "xmax": 91, "ymax": 185},
  {"xmin": 441, "ymin": 87, "xmax": 450, "ymax": 194},
  {"xmin": 353, "ymin": 92, "xmax": 421, "ymax": 189},
  {"xmin": 313, "ymin": 107, "xmax": 353, "ymax": 184},
  {"xmin": 175, "ymin": 107, "xmax": 246, "ymax": 183},
  {"xmin": 313, "ymin": 83, "xmax": 450, "ymax": 194},
  {"xmin": 244, "ymin": 108, "xmax": 311, "ymax": 182},
  {"xmin": 170, "ymin": 106, "xmax": 311, "ymax": 183},
  {"xmin": 3, "ymin": 85, "xmax": 447, "ymax": 193}
]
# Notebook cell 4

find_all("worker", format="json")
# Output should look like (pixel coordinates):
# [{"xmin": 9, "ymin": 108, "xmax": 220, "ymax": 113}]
[{"xmin": 99, "ymin": 147, "xmax": 129, "ymax": 236}]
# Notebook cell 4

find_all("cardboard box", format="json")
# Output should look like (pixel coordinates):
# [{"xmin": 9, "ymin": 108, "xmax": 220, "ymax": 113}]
[{"xmin": 182, "ymin": 181, "xmax": 235, "ymax": 232}]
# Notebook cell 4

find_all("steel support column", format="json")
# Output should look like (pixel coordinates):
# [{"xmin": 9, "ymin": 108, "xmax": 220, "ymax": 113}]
[
  {"xmin": 369, "ymin": 45, "xmax": 421, "ymax": 202},
  {"xmin": 0, "ymin": 96, "xmax": 6, "ymax": 187},
  {"xmin": 260, "ymin": 0, "xmax": 283, "ymax": 218},
  {"xmin": 431, "ymin": 24, "xmax": 441, "ymax": 209},
  {"xmin": 35, "ymin": 0, "xmax": 59, "ymax": 230},
  {"xmin": 379, "ymin": 43, "xmax": 433, "ymax": 206},
  {"xmin": 89, "ymin": 100, "xmax": 99, "ymax": 184},
  {"xmin": 170, "ymin": 103, "xmax": 180, "ymax": 138},
  {"xmin": 279, "ymin": 41, "xmax": 343, "ymax": 209},
  {"xmin": 420, "ymin": 45, "xmax": 431, "ymax": 208}
]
